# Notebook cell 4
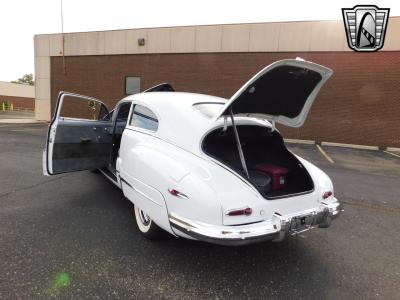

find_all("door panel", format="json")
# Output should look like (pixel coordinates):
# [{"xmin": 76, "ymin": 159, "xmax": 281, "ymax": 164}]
[
  {"xmin": 44, "ymin": 92, "xmax": 113, "ymax": 175},
  {"xmin": 117, "ymin": 125, "xmax": 173, "ymax": 234}
]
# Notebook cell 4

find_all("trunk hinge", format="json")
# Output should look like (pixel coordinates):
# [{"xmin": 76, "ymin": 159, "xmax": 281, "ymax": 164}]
[
  {"xmin": 229, "ymin": 108, "xmax": 250, "ymax": 179},
  {"xmin": 223, "ymin": 115, "xmax": 228, "ymax": 132}
]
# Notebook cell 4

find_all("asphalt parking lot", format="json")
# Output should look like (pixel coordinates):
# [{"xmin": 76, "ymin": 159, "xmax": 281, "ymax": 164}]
[{"xmin": 1, "ymin": 123, "xmax": 399, "ymax": 299}]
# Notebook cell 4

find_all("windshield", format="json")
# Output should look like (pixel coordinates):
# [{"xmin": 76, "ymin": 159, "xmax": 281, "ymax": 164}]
[{"xmin": 193, "ymin": 102, "xmax": 225, "ymax": 118}]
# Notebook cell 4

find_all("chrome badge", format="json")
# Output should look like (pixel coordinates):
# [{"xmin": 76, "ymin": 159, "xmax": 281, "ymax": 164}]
[{"xmin": 342, "ymin": 5, "xmax": 390, "ymax": 52}]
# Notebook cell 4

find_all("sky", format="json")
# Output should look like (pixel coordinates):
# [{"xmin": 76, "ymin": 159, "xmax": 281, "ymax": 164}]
[{"xmin": 0, "ymin": 0, "xmax": 399, "ymax": 82}]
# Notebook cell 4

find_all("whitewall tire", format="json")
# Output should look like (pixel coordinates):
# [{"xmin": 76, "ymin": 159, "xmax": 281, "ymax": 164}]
[{"xmin": 134, "ymin": 205, "xmax": 163, "ymax": 239}]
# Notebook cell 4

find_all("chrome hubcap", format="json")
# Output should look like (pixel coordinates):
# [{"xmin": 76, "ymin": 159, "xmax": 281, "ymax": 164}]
[{"xmin": 139, "ymin": 209, "xmax": 151, "ymax": 225}]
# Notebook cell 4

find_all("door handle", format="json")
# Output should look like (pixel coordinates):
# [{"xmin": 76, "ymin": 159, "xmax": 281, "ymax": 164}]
[{"xmin": 81, "ymin": 137, "xmax": 92, "ymax": 143}]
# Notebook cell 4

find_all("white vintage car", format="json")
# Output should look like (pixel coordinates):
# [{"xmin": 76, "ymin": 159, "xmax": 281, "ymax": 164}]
[{"xmin": 43, "ymin": 59, "xmax": 342, "ymax": 246}]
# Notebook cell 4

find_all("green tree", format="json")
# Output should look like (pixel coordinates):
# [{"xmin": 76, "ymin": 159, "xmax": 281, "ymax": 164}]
[{"xmin": 11, "ymin": 74, "xmax": 34, "ymax": 86}]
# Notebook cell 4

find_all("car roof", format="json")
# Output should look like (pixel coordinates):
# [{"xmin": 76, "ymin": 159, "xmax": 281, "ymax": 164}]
[
  {"xmin": 121, "ymin": 92, "xmax": 265, "ymax": 155},
  {"xmin": 123, "ymin": 91, "xmax": 226, "ymax": 110}
]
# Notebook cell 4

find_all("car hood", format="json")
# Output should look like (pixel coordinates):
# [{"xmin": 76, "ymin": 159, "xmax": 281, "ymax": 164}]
[{"xmin": 213, "ymin": 58, "xmax": 333, "ymax": 128}]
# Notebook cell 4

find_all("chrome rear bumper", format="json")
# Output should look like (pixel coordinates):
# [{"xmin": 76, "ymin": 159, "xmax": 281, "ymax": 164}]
[{"xmin": 169, "ymin": 198, "xmax": 343, "ymax": 246}]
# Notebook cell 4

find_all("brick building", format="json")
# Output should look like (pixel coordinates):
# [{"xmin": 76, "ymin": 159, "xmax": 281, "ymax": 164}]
[
  {"xmin": 0, "ymin": 81, "xmax": 35, "ymax": 111},
  {"xmin": 34, "ymin": 18, "xmax": 400, "ymax": 147}
]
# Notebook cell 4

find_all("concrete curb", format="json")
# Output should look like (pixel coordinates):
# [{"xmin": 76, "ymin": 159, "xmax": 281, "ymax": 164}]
[
  {"xmin": 284, "ymin": 139, "xmax": 315, "ymax": 145},
  {"xmin": 321, "ymin": 142, "xmax": 379, "ymax": 151},
  {"xmin": 0, "ymin": 119, "xmax": 45, "ymax": 124},
  {"xmin": 386, "ymin": 147, "xmax": 400, "ymax": 153}
]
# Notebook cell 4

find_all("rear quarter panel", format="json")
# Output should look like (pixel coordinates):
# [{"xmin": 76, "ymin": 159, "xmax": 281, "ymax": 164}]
[{"xmin": 117, "ymin": 129, "xmax": 225, "ymax": 232}]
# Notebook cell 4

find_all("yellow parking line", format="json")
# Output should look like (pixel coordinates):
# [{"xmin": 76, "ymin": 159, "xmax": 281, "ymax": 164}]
[
  {"xmin": 316, "ymin": 144, "xmax": 334, "ymax": 164},
  {"xmin": 383, "ymin": 150, "xmax": 400, "ymax": 159}
]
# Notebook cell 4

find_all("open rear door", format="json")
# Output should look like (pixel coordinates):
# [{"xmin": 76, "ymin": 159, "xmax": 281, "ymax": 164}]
[{"xmin": 43, "ymin": 92, "xmax": 113, "ymax": 175}]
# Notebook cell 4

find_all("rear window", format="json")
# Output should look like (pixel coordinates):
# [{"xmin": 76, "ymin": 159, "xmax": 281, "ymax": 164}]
[
  {"xmin": 193, "ymin": 102, "xmax": 224, "ymax": 118},
  {"xmin": 130, "ymin": 104, "xmax": 158, "ymax": 131}
]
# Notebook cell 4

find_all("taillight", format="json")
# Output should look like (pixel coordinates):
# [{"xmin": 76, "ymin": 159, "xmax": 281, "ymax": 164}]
[
  {"xmin": 168, "ymin": 188, "xmax": 188, "ymax": 199},
  {"xmin": 168, "ymin": 189, "xmax": 179, "ymax": 196},
  {"xmin": 322, "ymin": 191, "xmax": 333, "ymax": 199},
  {"xmin": 226, "ymin": 207, "xmax": 253, "ymax": 216}
]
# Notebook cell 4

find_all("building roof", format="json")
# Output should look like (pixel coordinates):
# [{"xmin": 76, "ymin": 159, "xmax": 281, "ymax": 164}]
[{"xmin": 34, "ymin": 16, "xmax": 400, "ymax": 58}]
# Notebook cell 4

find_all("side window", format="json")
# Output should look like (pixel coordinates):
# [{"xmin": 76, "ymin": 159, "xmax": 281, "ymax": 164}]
[
  {"xmin": 130, "ymin": 105, "xmax": 158, "ymax": 131},
  {"xmin": 59, "ymin": 94, "xmax": 109, "ymax": 121},
  {"xmin": 116, "ymin": 102, "xmax": 132, "ymax": 122}
]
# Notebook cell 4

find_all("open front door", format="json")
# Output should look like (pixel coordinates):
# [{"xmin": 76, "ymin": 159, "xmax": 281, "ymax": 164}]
[{"xmin": 43, "ymin": 92, "xmax": 113, "ymax": 175}]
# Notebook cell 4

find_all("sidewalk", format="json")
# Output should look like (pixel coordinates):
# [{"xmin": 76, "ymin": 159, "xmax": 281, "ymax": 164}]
[
  {"xmin": 0, "ymin": 111, "xmax": 46, "ymax": 124},
  {"xmin": 0, "ymin": 118, "xmax": 45, "ymax": 124}
]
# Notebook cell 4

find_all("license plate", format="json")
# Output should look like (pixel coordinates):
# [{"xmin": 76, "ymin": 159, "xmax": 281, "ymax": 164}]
[{"xmin": 289, "ymin": 214, "xmax": 314, "ymax": 235}]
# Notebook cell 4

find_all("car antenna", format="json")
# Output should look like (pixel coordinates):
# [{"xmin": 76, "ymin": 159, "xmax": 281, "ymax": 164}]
[{"xmin": 229, "ymin": 107, "xmax": 250, "ymax": 179}]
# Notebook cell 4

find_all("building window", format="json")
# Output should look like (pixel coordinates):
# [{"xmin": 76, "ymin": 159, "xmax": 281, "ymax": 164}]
[{"xmin": 125, "ymin": 76, "xmax": 141, "ymax": 95}]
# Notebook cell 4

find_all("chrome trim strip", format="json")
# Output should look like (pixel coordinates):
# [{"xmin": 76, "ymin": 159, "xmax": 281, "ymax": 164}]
[
  {"xmin": 119, "ymin": 171, "xmax": 165, "ymax": 207},
  {"xmin": 99, "ymin": 169, "xmax": 121, "ymax": 188},
  {"xmin": 129, "ymin": 183, "xmax": 163, "ymax": 208},
  {"xmin": 119, "ymin": 177, "xmax": 132, "ymax": 188}
]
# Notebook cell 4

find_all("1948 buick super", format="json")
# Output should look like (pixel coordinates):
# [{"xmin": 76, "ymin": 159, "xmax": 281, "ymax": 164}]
[{"xmin": 43, "ymin": 58, "xmax": 342, "ymax": 245}]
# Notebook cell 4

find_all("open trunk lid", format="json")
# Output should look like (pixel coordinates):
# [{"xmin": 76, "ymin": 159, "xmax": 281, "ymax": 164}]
[{"xmin": 214, "ymin": 59, "xmax": 333, "ymax": 128}]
